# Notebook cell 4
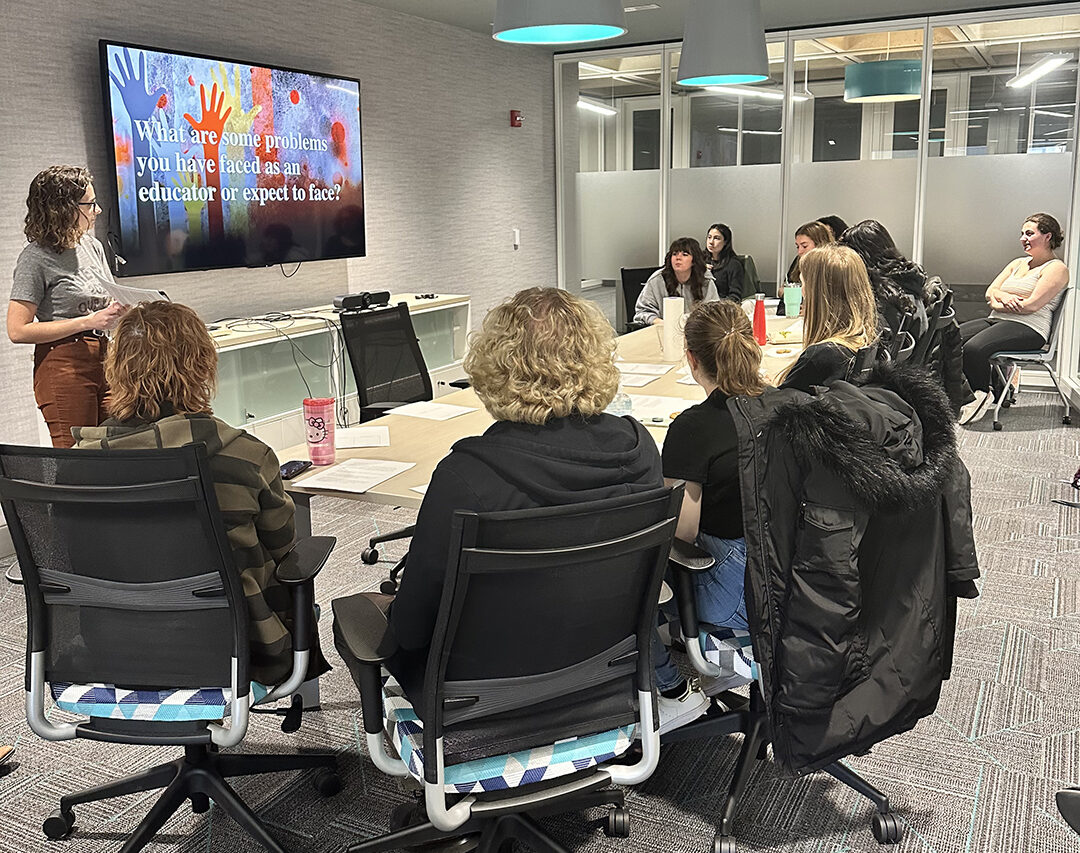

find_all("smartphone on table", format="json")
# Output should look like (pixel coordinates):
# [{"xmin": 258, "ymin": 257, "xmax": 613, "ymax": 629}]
[{"xmin": 280, "ymin": 460, "xmax": 313, "ymax": 480}]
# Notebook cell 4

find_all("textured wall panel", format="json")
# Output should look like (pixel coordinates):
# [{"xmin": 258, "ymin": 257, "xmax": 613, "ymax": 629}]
[{"xmin": 0, "ymin": 1, "xmax": 555, "ymax": 444}]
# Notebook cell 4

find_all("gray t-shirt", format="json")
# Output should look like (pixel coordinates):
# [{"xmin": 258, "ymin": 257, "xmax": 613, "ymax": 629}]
[
  {"xmin": 633, "ymin": 268, "xmax": 719, "ymax": 325},
  {"xmin": 10, "ymin": 233, "xmax": 114, "ymax": 322}
]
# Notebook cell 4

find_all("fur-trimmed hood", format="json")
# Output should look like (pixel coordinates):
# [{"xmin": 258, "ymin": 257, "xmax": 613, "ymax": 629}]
[{"xmin": 770, "ymin": 363, "xmax": 957, "ymax": 514}]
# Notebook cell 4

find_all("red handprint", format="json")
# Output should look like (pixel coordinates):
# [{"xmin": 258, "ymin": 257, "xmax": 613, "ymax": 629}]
[{"xmin": 183, "ymin": 83, "xmax": 232, "ymax": 239}]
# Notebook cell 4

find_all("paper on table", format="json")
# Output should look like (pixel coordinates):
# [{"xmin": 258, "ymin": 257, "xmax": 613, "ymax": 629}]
[
  {"xmin": 99, "ymin": 280, "xmax": 170, "ymax": 306},
  {"xmin": 410, "ymin": 484, "xmax": 429, "ymax": 495},
  {"xmin": 617, "ymin": 363, "xmax": 673, "ymax": 376},
  {"xmin": 298, "ymin": 459, "xmax": 414, "ymax": 494},
  {"xmin": 677, "ymin": 375, "xmax": 697, "ymax": 385},
  {"xmin": 390, "ymin": 401, "xmax": 476, "ymax": 420},
  {"xmin": 630, "ymin": 395, "xmax": 697, "ymax": 424},
  {"xmin": 619, "ymin": 374, "xmax": 658, "ymax": 388},
  {"xmin": 336, "ymin": 426, "xmax": 390, "ymax": 448}
]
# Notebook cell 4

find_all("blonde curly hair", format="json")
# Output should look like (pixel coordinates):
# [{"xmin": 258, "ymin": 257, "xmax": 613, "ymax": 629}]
[
  {"xmin": 464, "ymin": 288, "xmax": 619, "ymax": 425},
  {"xmin": 106, "ymin": 301, "xmax": 218, "ymax": 422}
]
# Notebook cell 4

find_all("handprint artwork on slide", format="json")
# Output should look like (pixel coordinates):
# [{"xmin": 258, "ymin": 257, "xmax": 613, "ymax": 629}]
[
  {"xmin": 210, "ymin": 62, "xmax": 262, "ymax": 232},
  {"xmin": 183, "ymin": 83, "xmax": 231, "ymax": 240},
  {"xmin": 109, "ymin": 47, "xmax": 166, "ymax": 256}
]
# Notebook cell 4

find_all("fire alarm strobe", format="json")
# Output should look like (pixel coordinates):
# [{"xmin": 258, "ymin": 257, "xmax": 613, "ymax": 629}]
[{"xmin": 510, "ymin": 110, "xmax": 524, "ymax": 128}]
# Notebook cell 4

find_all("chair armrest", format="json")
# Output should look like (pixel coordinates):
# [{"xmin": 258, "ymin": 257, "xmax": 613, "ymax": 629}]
[
  {"xmin": 362, "ymin": 402, "xmax": 408, "ymax": 418},
  {"xmin": 331, "ymin": 592, "xmax": 399, "ymax": 665},
  {"xmin": 668, "ymin": 539, "xmax": 715, "ymax": 573},
  {"xmin": 275, "ymin": 536, "xmax": 336, "ymax": 585},
  {"xmin": 448, "ymin": 379, "xmax": 470, "ymax": 389}
]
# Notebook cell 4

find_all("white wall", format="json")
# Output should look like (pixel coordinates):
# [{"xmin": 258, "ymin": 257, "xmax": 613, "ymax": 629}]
[{"xmin": 0, "ymin": 0, "xmax": 556, "ymax": 445}]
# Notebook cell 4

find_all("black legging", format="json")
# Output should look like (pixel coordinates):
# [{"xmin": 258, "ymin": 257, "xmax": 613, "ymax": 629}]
[{"xmin": 959, "ymin": 318, "xmax": 1045, "ymax": 392}]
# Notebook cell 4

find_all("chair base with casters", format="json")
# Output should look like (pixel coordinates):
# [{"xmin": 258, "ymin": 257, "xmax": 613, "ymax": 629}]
[
  {"xmin": 44, "ymin": 741, "xmax": 340, "ymax": 853},
  {"xmin": 989, "ymin": 357, "xmax": 1072, "ymax": 431},
  {"xmin": 361, "ymin": 523, "xmax": 415, "ymax": 566},
  {"xmin": 665, "ymin": 544, "xmax": 903, "ymax": 852}
]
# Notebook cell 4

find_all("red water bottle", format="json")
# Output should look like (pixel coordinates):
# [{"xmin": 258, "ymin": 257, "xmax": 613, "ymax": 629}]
[{"xmin": 752, "ymin": 293, "xmax": 767, "ymax": 346}]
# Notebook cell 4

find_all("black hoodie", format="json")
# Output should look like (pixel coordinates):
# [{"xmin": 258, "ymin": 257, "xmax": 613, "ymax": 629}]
[{"xmin": 387, "ymin": 413, "xmax": 663, "ymax": 684}]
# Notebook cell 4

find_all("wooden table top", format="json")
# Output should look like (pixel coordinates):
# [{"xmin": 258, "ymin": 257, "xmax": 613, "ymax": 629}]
[{"xmin": 281, "ymin": 313, "xmax": 803, "ymax": 509}]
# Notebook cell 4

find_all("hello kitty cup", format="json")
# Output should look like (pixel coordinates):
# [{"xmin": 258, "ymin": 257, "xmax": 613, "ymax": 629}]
[{"xmin": 303, "ymin": 398, "xmax": 336, "ymax": 465}]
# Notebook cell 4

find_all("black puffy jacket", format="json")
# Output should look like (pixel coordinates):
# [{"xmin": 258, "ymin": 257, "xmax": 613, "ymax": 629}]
[{"xmin": 728, "ymin": 364, "xmax": 979, "ymax": 776}]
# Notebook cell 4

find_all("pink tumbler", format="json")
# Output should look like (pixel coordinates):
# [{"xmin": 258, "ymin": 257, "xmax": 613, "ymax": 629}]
[{"xmin": 303, "ymin": 398, "xmax": 336, "ymax": 465}]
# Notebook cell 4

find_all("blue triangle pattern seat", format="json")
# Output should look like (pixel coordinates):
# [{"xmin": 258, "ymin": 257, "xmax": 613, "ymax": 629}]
[
  {"xmin": 381, "ymin": 675, "xmax": 637, "ymax": 794},
  {"xmin": 700, "ymin": 627, "xmax": 758, "ymax": 683},
  {"xmin": 51, "ymin": 681, "xmax": 270, "ymax": 722}
]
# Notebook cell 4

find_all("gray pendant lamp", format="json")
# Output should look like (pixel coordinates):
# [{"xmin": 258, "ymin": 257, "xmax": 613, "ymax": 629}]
[
  {"xmin": 493, "ymin": 0, "xmax": 627, "ymax": 45},
  {"xmin": 676, "ymin": 0, "xmax": 769, "ymax": 87}
]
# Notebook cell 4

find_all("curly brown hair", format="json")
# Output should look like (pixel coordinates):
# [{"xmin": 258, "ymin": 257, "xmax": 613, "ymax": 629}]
[
  {"xmin": 24, "ymin": 166, "xmax": 92, "ymax": 252},
  {"xmin": 464, "ymin": 288, "xmax": 619, "ymax": 425},
  {"xmin": 105, "ymin": 302, "xmax": 218, "ymax": 423}
]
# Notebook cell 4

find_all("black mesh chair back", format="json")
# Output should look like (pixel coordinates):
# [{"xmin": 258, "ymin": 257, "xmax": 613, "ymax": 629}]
[
  {"xmin": 421, "ymin": 486, "xmax": 681, "ymax": 777},
  {"xmin": 340, "ymin": 303, "xmax": 433, "ymax": 419},
  {"xmin": 619, "ymin": 267, "xmax": 655, "ymax": 333},
  {"xmin": 911, "ymin": 290, "xmax": 953, "ymax": 366},
  {"xmin": 848, "ymin": 343, "xmax": 880, "ymax": 382},
  {"xmin": 0, "ymin": 444, "xmax": 247, "ymax": 696}
]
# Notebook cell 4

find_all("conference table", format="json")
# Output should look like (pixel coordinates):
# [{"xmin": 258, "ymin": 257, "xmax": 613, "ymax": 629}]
[{"xmin": 281, "ymin": 311, "xmax": 803, "ymax": 536}]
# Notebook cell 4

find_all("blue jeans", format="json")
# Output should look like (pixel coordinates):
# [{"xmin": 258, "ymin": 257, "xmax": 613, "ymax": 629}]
[{"xmin": 654, "ymin": 535, "xmax": 748, "ymax": 691}]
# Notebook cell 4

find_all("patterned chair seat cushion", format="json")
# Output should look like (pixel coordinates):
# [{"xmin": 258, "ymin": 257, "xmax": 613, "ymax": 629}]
[
  {"xmin": 51, "ymin": 681, "xmax": 269, "ymax": 722},
  {"xmin": 382, "ymin": 676, "xmax": 636, "ymax": 794},
  {"xmin": 700, "ymin": 627, "xmax": 759, "ymax": 683}
]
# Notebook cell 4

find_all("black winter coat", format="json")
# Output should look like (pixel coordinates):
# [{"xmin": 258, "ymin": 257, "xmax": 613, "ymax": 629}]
[{"xmin": 728, "ymin": 364, "xmax": 978, "ymax": 776}]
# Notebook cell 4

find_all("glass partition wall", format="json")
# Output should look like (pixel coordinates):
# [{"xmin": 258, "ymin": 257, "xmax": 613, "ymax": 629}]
[{"xmin": 555, "ymin": 3, "xmax": 1080, "ymax": 405}]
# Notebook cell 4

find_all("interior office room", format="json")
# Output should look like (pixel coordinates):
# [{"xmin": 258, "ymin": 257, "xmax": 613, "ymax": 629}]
[{"xmin": 1, "ymin": 0, "xmax": 1080, "ymax": 851}]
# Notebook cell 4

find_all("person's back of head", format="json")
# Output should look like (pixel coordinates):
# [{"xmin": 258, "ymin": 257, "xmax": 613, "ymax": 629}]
[
  {"xmin": 464, "ymin": 287, "xmax": 619, "ymax": 425},
  {"xmin": 817, "ymin": 215, "xmax": 849, "ymax": 242},
  {"xmin": 800, "ymin": 244, "xmax": 878, "ymax": 353},
  {"xmin": 838, "ymin": 219, "xmax": 906, "ymax": 272},
  {"xmin": 683, "ymin": 300, "xmax": 767, "ymax": 398},
  {"xmin": 106, "ymin": 301, "xmax": 218, "ymax": 423}
]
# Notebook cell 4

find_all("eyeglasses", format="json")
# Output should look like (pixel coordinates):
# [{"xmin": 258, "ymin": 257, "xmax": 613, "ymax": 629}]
[{"xmin": 77, "ymin": 201, "xmax": 100, "ymax": 209}]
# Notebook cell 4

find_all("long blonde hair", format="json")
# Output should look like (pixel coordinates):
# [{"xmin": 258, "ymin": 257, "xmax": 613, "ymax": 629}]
[
  {"xmin": 683, "ymin": 300, "xmax": 767, "ymax": 398},
  {"xmin": 799, "ymin": 244, "xmax": 878, "ymax": 353}
]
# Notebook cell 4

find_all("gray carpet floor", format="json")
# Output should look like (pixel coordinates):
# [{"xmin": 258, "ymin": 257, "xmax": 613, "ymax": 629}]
[{"xmin": 0, "ymin": 389, "xmax": 1077, "ymax": 852}]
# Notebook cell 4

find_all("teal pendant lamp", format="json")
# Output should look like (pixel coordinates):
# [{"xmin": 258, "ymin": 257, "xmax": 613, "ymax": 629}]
[
  {"xmin": 676, "ymin": 0, "xmax": 769, "ymax": 87},
  {"xmin": 493, "ymin": 0, "xmax": 627, "ymax": 45},
  {"xmin": 844, "ymin": 59, "xmax": 922, "ymax": 103}
]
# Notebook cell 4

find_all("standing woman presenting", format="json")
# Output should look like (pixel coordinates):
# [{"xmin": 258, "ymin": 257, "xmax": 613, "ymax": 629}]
[{"xmin": 8, "ymin": 167, "xmax": 126, "ymax": 447}]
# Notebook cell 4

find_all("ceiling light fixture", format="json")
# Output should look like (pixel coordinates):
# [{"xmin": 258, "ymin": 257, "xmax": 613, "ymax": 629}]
[
  {"xmin": 493, "ymin": 0, "xmax": 626, "ymax": 45},
  {"xmin": 844, "ymin": 59, "xmax": 922, "ymax": 103},
  {"xmin": 676, "ymin": 0, "xmax": 768, "ymax": 87},
  {"xmin": 577, "ymin": 98, "xmax": 618, "ymax": 116},
  {"xmin": 705, "ymin": 84, "xmax": 809, "ymax": 102},
  {"xmin": 1006, "ymin": 53, "xmax": 1071, "ymax": 88}
]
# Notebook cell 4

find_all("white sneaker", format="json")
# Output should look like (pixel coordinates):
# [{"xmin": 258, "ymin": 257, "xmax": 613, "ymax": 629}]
[
  {"xmin": 959, "ymin": 390, "xmax": 991, "ymax": 425},
  {"xmin": 657, "ymin": 679, "xmax": 711, "ymax": 735}
]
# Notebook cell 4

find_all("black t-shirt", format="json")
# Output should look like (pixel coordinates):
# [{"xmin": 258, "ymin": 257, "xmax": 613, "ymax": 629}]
[
  {"xmin": 662, "ymin": 389, "xmax": 743, "ymax": 540},
  {"xmin": 780, "ymin": 342, "xmax": 853, "ymax": 394}
]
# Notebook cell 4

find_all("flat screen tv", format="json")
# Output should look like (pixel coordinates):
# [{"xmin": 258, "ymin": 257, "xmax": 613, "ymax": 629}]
[{"xmin": 100, "ymin": 40, "xmax": 364, "ymax": 276}]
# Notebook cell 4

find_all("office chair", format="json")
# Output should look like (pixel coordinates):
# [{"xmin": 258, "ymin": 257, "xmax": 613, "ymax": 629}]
[
  {"xmin": 988, "ymin": 288, "xmax": 1072, "ymax": 431},
  {"xmin": 331, "ymin": 486, "xmax": 683, "ymax": 853},
  {"xmin": 849, "ymin": 342, "xmax": 881, "ymax": 381},
  {"xmin": 619, "ymin": 266, "xmax": 655, "ymax": 334},
  {"xmin": 339, "ymin": 303, "xmax": 434, "ymax": 566},
  {"xmin": 737, "ymin": 254, "xmax": 760, "ymax": 298},
  {"xmin": 0, "ymin": 443, "xmax": 340, "ymax": 853},
  {"xmin": 910, "ymin": 290, "xmax": 953, "ymax": 366},
  {"xmin": 663, "ymin": 541, "xmax": 903, "ymax": 853},
  {"xmin": 886, "ymin": 312, "xmax": 914, "ymax": 361}
]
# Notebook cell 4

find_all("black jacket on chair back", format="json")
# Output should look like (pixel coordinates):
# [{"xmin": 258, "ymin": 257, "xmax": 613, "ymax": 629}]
[{"xmin": 729, "ymin": 364, "xmax": 978, "ymax": 776}]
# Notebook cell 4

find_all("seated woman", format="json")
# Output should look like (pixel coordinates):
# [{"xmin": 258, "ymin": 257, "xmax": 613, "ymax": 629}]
[
  {"xmin": 387, "ymin": 288, "xmax": 664, "ymax": 693},
  {"xmin": 633, "ymin": 237, "xmax": 718, "ymax": 326},
  {"xmin": 957, "ymin": 212, "xmax": 1070, "ymax": 425},
  {"xmin": 779, "ymin": 220, "xmax": 832, "ymax": 316},
  {"xmin": 73, "ymin": 301, "xmax": 328, "ymax": 686},
  {"xmin": 652, "ymin": 299, "xmax": 770, "ymax": 731},
  {"xmin": 779, "ymin": 244, "xmax": 879, "ymax": 394},
  {"xmin": 704, "ymin": 223, "xmax": 745, "ymax": 302}
]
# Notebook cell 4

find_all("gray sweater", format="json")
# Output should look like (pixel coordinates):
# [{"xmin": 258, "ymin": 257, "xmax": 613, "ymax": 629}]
[{"xmin": 633, "ymin": 269, "xmax": 719, "ymax": 325}]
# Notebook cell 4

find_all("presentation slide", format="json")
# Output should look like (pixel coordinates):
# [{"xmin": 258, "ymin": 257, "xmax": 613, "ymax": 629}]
[{"xmin": 102, "ymin": 41, "xmax": 365, "ymax": 275}]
